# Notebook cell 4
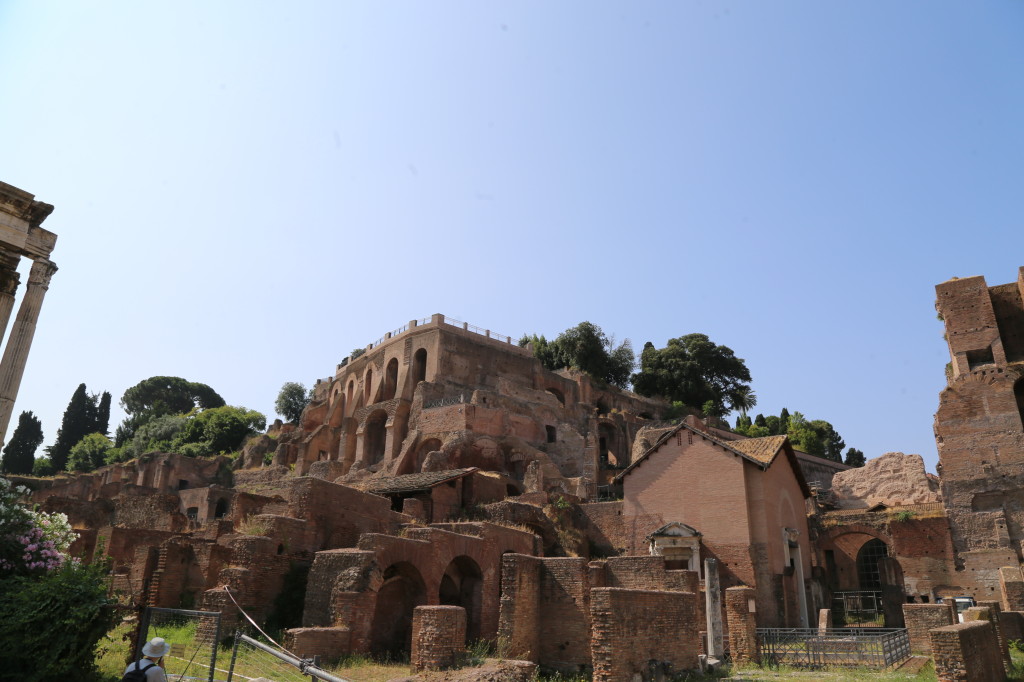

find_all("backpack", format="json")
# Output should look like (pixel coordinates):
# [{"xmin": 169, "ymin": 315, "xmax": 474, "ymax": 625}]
[{"xmin": 121, "ymin": 660, "xmax": 156, "ymax": 682}]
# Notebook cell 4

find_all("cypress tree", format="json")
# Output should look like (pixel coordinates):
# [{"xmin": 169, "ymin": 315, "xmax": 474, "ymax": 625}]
[
  {"xmin": 48, "ymin": 384, "xmax": 93, "ymax": 472},
  {"xmin": 779, "ymin": 407, "xmax": 791, "ymax": 434},
  {"xmin": 95, "ymin": 392, "xmax": 111, "ymax": 435},
  {"xmin": 1, "ymin": 411, "xmax": 43, "ymax": 474}
]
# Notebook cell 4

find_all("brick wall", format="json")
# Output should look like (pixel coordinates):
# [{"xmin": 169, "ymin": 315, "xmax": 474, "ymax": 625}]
[
  {"xmin": 538, "ymin": 558, "xmax": 591, "ymax": 673},
  {"xmin": 411, "ymin": 606, "xmax": 466, "ymax": 671},
  {"xmin": 578, "ymin": 501, "xmax": 628, "ymax": 555},
  {"xmin": 966, "ymin": 603, "xmax": 1011, "ymax": 673},
  {"xmin": 498, "ymin": 554, "xmax": 540, "ymax": 662},
  {"xmin": 725, "ymin": 586, "xmax": 757, "ymax": 664},
  {"xmin": 903, "ymin": 603, "xmax": 955, "ymax": 654},
  {"xmin": 590, "ymin": 588, "xmax": 698, "ymax": 681},
  {"xmin": 930, "ymin": 620, "xmax": 1007, "ymax": 682},
  {"xmin": 284, "ymin": 627, "xmax": 351, "ymax": 660},
  {"xmin": 1001, "ymin": 567, "xmax": 1024, "ymax": 611}
]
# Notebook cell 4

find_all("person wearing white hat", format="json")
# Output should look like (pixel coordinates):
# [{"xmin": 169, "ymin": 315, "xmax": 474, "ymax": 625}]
[{"xmin": 122, "ymin": 637, "xmax": 170, "ymax": 681}]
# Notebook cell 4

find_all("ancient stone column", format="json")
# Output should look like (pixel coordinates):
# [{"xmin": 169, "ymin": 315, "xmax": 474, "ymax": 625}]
[
  {"xmin": 705, "ymin": 558, "xmax": 724, "ymax": 659},
  {"xmin": 0, "ymin": 258, "xmax": 56, "ymax": 446},
  {"xmin": 0, "ymin": 251, "xmax": 21, "ymax": 340}
]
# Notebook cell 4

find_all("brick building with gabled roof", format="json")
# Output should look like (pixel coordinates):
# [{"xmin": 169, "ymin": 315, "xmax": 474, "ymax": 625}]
[{"xmin": 615, "ymin": 417, "xmax": 812, "ymax": 627}]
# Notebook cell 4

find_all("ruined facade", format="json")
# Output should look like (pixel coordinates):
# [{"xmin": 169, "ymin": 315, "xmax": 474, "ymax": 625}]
[{"xmin": 934, "ymin": 268, "xmax": 1024, "ymax": 598}]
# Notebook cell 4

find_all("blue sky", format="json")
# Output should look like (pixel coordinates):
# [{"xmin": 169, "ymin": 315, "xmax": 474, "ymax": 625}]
[{"xmin": 1, "ymin": 2, "xmax": 1023, "ymax": 473}]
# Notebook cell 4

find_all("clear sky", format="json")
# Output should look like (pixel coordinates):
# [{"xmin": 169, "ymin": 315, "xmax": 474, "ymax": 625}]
[{"xmin": 1, "ymin": 2, "xmax": 1022, "ymax": 473}]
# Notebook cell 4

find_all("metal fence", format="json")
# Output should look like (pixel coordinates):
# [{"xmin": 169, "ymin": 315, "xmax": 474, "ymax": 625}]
[
  {"xmin": 225, "ymin": 633, "xmax": 348, "ymax": 682},
  {"xmin": 136, "ymin": 607, "xmax": 222, "ymax": 682},
  {"xmin": 757, "ymin": 627, "xmax": 911, "ymax": 669},
  {"xmin": 832, "ymin": 590, "xmax": 883, "ymax": 626}
]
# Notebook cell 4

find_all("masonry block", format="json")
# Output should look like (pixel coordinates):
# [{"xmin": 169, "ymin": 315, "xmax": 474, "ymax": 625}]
[
  {"xmin": 930, "ymin": 621, "xmax": 1007, "ymax": 682},
  {"xmin": 284, "ymin": 627, "xmax": 351, "ymax": 660},
  {"xmin": 725, "ymin": 586, "xmax": 758, "ymax": 665},
  {"xmin": 590, "ymin": 588, "xmax": 698, "ymax": 682},
  {"xmin": 903, "ymin": 603, "xmax": 955, "ymax": 655},
  {"xmin": 411, "ymin": 606, "xmax": 466, "ymax": 672}
]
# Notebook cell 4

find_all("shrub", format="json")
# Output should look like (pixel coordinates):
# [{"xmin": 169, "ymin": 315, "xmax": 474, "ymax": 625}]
[{"xmin": 0, "ymin": 560, "xmax": 116, "ymax": 681}]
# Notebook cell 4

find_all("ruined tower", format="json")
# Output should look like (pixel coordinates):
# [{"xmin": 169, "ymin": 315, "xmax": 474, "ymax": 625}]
[{"xmin": 934, "ymin": 267, "xmax": 1024, "ymax": 596}]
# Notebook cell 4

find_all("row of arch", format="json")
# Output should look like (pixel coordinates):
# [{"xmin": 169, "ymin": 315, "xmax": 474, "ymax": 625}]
[
  {"xmin": 370, "ymin": 555, "xmax": 484, "ymax": 655},
  {"xmin": 330, "ymin": 348, "xmax": 429, "ymax": 420}
]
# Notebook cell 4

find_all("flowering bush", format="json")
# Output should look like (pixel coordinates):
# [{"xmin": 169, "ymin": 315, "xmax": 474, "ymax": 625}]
[{"xmin": 0, "ymin": 476, "xmax": 76, "ymax": 575}]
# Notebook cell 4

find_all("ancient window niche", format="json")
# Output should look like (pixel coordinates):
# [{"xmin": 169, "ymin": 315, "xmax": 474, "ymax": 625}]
[
  {"xmin": 966, "ymin": 346, "xmax": 995, "ymax": 370},
  {"xmin": 647, "ymin": 522, "xmax": 702, "ymax": 572}
]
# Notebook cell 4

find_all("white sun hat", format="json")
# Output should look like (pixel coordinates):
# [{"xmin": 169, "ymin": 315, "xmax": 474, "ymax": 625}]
[{"xmin": 142, "ymin": 637, "xmax": 171, "ymax": 658}]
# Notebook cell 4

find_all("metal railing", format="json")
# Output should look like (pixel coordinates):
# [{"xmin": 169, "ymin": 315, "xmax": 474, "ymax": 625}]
[
  {"xmin": 226, "ymin": 633, "xmax": 349, "ymax": 682},
  {"xmin": 423, "ymin": 394, "xmax": 467, "ymax": 409},
  {"xmin": 757, "ymin": 627, "xmax": 910, "ymax": 669},
  {"xmin": 832, "ymin": 590, "xmax": 883, "ymax": 626},
  {"xmin": 442, "ymin": 315, "xmax": 513, "ymax": 344}
]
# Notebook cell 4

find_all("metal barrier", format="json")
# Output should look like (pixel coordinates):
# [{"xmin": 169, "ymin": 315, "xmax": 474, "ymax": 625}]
[
  {"xmin": 757, "ymin": 627, "xmax": 910, "ymax": 668},
  {"xmin": 226, "ymin": 633, "xmax": 349, "ymax": 682},
  {"xmin": 136, "ymin": 607, "xmax": 221, "ymax": 682},
  {"xmin": 832, "ymin": 590, "xmax": 883, "ymax": 626},
  {"xmin": 423, "ymin": 394, "xmax": 467, "ymax": 409}
]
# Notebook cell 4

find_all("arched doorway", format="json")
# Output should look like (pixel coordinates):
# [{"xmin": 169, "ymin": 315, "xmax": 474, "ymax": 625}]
[
  {"xmin": 598, "ymin": 422, "xmax": 622, "ymax": 469},
  {"xmin": 370, "ymin": 562, "xmax": 426, "ymax": 655},
  {"xmin": 213, "ymin": 498, "xmax": 228, "ymax": 519},
  {"xmin": 383, "ymin": 358, "xmax": 399, "ymax": 401},
  {"xmin": 1015, "ymin": 378, "xmax": 1024, "ymax": 429},
  {"xmin": 438, "ymin": 556, "xmax": 483, "ymax": 642},
  {"xmin": 856, "ymin": 538, "xmax": 889, "ymax": 590},
  {"xmin": 365, "ymin": 368, "xmax": 374, "ymax": 403},
  {"xmin": 365, "ymin": 410, "xmax": 388, "ymax": 465},
  {"xmin": 412, "ymin": 348, "xmax": 427, "ymax": 388}
]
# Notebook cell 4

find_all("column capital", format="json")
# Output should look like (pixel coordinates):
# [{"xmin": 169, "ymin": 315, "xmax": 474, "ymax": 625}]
[{"xmin": 27, "ymin": 259, "xmax": 57, "ymax": 289}]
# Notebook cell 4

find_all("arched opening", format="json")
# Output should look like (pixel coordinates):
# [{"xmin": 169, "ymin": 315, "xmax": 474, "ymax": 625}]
[
  {"xmin": 370, "ymin": 562, "xmax": 426, "ymax": 656},
  {"xmin": 856, "ymin": 538, "xmax": 889, "ymax": 590},
  {"xmin": 598, "ymin": 423, "xmax": 622, "ymax": 468},
  {"xmin": 416, "ymin": 438, "xmax": 443, "ymax": 471},
  {"xmin": 214, "ymin": 499, "xmax": 228, "ymax": 519},
  {"xmin": 1015, "ymin": 378, "xmax": 1024, "ymax": 429},
  {"xmin": 383, "ymin": 358, "xmax": 399, "ymax": 401},
  {"xmin": 365, "ymin": 368, "xmax": 374, "ymax": 403},
  {"xmin": 506, "ymin": 484, "xmax": 521, "ymax": 497},
  {"xmin": 546, "ymin": 388, "xmax": 565, "ymax": 406},
  {"xmin": 347, "ymin": 380, "xmax": 354, "ymax": 406},
  {"xmin": 412, "ymin": 348, "xmax": 427, "ymax": 388},
  {"xmin": 365, "ymin": 410, "xmax": 388, "ymax": 465},
  {"xmin": 438, "ymin": 556, "xmax": 484, "ymax": 642}
]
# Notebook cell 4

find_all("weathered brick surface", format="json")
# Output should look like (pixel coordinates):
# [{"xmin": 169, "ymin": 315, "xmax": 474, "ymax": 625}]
[
  {"xmin": 966, "ymin": 603, "xmax": 1011, "ymax": 673},
  {"xmin": 903, "ymin": 603, "xmax": 955, "ymax": 654},
  {"xmin": 1001, "ymin": 611, "xmax": 1024, "ymax": 645},
  {"xmin": 1000, "ymin": 566, "xmax": 1024, "ymax": 611},
  {"xmin": 930, "ymin": 620, "xmax": 1007, "ymax": 682},
  {"xmin": 590, "ymin": 588, "xmax": 698, "ymax": 681},
  {"xmin": 284, "ymin": 627, "xmax": 351, "ymax": 660},
  {"xmin": 726, "ymin": 586, "xmax": 758, "ymax": 664},
  {"xmin": 411, "ymin": 606, "xmax": 466, "ymax": 671}
]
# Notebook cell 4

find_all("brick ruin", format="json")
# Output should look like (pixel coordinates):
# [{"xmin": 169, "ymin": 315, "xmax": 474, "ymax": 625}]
[{"xmin": 13, "ymin": 270, "xmax": 1024, "ymax": 676}]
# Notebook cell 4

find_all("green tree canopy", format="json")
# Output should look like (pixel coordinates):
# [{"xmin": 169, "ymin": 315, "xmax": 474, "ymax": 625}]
[
  {"xmin": 116, "ymin": 376, "xmax": 225, "ymax": 446},
  {"xmin": 275, "ymin": 382, "xmax": 310, "ymax": 424},
  {"xmin": 1, "ymin": 411, "xmax": 43, "ymax": 475},
  {"xmin": 175, "ymin": 405, "xmax": 266, "ymax": 454},
  {"xmin": 844, "ymin": 447, "xmax": 866, "ymax": 467},
  {"xmin": 520, "ymin": 322, "xmax": 634, "ymax": 389},
  {"xmin": 632, "ymin": 334, "xmax": 752, "ymax": 414},
  {"xmin": 66, "ymin": 433, "xmax": 114, "ymax": 473}
]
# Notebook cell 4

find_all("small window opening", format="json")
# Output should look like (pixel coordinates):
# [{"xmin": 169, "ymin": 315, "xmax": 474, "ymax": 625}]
[
  {"xmin": 186, "ymin": 507, "xmax": 199, "ymax": 521},
  {"xmin": 178, "ymin": 479, "xmax": 189, "ymax": 491},
  {"xmin": 546, "ymin": 425, "xmax": 557, "ymax": 443},
  {"xmin": 967, "ymin": 346, "xmax": 995, "ymax": 370}
]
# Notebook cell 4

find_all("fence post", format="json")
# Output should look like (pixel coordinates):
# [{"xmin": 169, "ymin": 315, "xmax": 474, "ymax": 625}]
[
  {"xmin": 135, "ymin": 607, "xmax": 152, "ymax": 660},
  {"xmin": 206, "ymin": 613, "xmax": 221, "ymax": 682},
  {"xmin": 226, "ymin": 630, "xmax": 241, "ymax": 682}
]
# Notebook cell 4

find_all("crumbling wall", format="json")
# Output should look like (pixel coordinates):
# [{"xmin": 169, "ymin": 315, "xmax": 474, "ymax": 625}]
[{"xmin": 590, "ymin": 588, "xmax": 698, "ymax": 682}]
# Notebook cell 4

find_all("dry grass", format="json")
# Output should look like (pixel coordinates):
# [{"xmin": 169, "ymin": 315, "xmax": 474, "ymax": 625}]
[{"xmin": 237, "ymin": 514, "xmax": 272, "ymax": 536}]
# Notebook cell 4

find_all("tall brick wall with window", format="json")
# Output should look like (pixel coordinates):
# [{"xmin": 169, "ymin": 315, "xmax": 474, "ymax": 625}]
[{"xmin": 590, "ymin": 588, "xmax": 698, "ymax": 682}]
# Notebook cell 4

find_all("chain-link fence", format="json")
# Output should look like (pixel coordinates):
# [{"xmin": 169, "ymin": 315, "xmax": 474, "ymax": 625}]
[
  {"xmin": 136, "ymin": 607, "xmax": 222, "ymax": 682},
  {"xmin": 225, "ymin": 633, "xmax": 348, "ymax": 682}
]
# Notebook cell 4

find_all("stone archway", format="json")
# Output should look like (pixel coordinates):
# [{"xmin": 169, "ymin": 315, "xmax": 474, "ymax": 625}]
[
  {"xmin": 383, "ymin": 358, "xmax": 399, "ymax": 401},
  {"xmin": 370, "ymin": 562, "xmax": 427, "ymax": 655},
  {"xmin": 439, "ymin": 555, "xmax": 483, "ymax": 643},
  {"xmin": 364, "ymin": 410, "xmax": 388, "ymax": 465}
]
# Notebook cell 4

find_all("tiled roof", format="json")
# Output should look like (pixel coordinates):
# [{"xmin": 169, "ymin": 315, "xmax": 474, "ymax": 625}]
[
  {"xmin": 365, "ymin": 468, "xmax": 477, "ymax": 495},
  {"xmin": 728, "ymin": 435, "xmax": 788, "ymax": 465}
]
